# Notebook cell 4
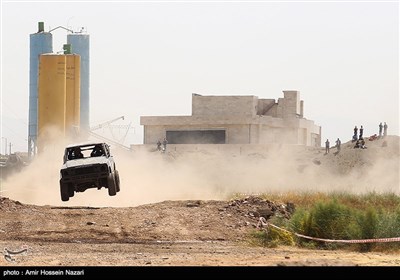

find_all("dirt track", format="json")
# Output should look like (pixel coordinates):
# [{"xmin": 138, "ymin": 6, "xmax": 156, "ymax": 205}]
[{"xmin": 0, "ymin": 197, "xmax": 399, "ymax": 267}]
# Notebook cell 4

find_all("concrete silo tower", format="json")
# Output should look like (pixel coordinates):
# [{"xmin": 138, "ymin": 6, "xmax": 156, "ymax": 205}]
[
  {"xmin": 37, "ymin": 50, "xmax": 81, "ymax": 154},
  {"xmin": 29, "ymin": 22, "xmax": 52, "ymax": 158},
  {"xmin": 67, "ymin": 31, "xmax": 90, "ymax": 131}
]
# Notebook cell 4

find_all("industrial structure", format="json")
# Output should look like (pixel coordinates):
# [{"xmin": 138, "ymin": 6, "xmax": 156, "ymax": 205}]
[
  {"xmin": 37, "ymin": 53, "xmax": 81, "ymax": 153},
  {"xmin": 67, "ymin": 32, "xmax": 90, "ymax": 131},
  {"xmin": 140, "ymin": 91, "xmax": 321, "ymax": 147},
  {"xmin": 28, "ymin": 22, "xmax": 90, "ymax": 157},
  {"xmin": 28, "ymin": 22, "xmax": 52, "ymax": 158},
  {"xmin": 28, "ymin": 22, "xmax": 321, "ymax": 156}
]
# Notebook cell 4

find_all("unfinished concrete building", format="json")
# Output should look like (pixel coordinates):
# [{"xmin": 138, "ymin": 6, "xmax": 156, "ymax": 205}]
[{"xmin": 140, "ymin": 90, "xmax": 321, "ymax": 147}]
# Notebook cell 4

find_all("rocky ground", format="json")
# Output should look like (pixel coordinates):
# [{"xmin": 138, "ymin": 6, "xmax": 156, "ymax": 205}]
[{"xmin": 0, "ymin": 195, "xmax": 399, "ymax": 267}]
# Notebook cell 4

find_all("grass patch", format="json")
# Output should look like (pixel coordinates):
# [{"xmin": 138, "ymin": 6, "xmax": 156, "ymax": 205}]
[{"xmin": 239, "ymin": 191, "xmax": 400, "ymax": 252}]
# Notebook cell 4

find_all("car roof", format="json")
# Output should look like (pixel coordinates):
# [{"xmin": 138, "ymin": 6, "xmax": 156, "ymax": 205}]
[{"xmin": 65, "ymin": 142, "xmax": 106, "ymax": 148}]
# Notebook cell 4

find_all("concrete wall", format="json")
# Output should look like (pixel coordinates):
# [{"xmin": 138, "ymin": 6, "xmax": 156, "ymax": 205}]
[
  {"xmin": 282, "ymin": 90, "xmax": 300, "ymax": 118},
  {"xmin": 300, "ymin": 100, "xmax": 304, "ymax": 118},
  {"xmin": 142, "ymin": 116, "xmax": 320, "ymax": 146},
  {"xmin": 256, "ymin": 99, "xmax": 276, "ymax": 115},
  {"xmin": 192, "ymin": 94, "xmax": 257, "ymax": 117},
  {"xmin": 140, "ymin": 91, "xmax": 321, "ymax": 147},
  {"xmin": 230, "ymin": 125, "xmax": 252, "ymax": 144}
]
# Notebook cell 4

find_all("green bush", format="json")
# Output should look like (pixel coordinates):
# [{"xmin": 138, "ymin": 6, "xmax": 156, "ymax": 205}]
[
  {"xmin": 290, "ymin": 199, "xmax": 360, "ymax": 249},
  {"xmin": 357, "ymin": 207, "xmax": 378, "ymax": 252},
  {"xmin": 374, "ymin": 206, "xmax": 400, "ymax": 251},
  {"xmin": 306, "ymin": 200, "xmax": 356, "ymax": 237},
  {"xmin": 243, "ymin": 192, "xmax": 400, "ymax": 252},
  {"xmin": 289, "ymin": 200, "xmax": 400, "ymax": 251}
]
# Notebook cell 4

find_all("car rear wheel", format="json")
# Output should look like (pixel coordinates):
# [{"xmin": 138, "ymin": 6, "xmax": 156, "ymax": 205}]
[
  {"xmin": 60, "ymin": 183, "xmax": 70, "ymax": 202},
  {"xmin": 107, "ymin": 173, "xmax": 117, "ymax": 196},
  {"xmin": 115, "ymin": 170, "xmax": 120, "ymax": 192},
  {"xmin": 68, "ymin": 183, "xmax": 75, "ymax": 197}
]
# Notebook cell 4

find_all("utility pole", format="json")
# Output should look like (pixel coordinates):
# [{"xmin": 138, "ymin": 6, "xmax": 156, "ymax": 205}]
[{"xmin": 9, "ymin": 143, "xmax": 12, "ymax": 154}]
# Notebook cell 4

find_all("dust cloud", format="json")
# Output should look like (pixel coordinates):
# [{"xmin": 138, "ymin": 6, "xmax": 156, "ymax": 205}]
[{"xmin": 1, "ymin": 136, "xmax": 399, "ymax": 207}]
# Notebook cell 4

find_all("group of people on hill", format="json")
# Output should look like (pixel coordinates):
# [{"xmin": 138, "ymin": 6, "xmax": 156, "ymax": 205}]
[
  {"xmin": 325, "ymin": 122, "xmax": 388, "ymax": 154},
  {"xmin": 352, "ymin": 122, "xmax": 388, "ymax": 149}
]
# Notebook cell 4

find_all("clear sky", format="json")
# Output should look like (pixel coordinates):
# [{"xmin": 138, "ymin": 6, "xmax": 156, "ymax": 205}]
[{"xmin": 1, "ymin": 0, "xmax": 399, "ymax": 153}]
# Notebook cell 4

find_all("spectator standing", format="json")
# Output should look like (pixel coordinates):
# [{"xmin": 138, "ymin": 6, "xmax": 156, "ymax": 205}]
[
  {"xmin": 359, "ymin": 125, "xmax": 364, "ymax": 139},
  {"xmin": 353, "ymin": 126, "xmax": 358, "ymax": 141},
  {"xmin": 162, "ymin": 137, "xmax": 168, "ymax": 152},
  {"xmin": 383, "ymin": 122, "xmax": 388, "ymax": 137},
  {"xmin": 325, "ymin": 139, "xmax": 330, "ymax": 154},
  {"xmin": 156, "ymin": 139, "xmax": 162, "ymax": 151},
  {"xmin": 336, "ymin": 138, "xmax": 341, "ymax": 152},
  {"xmin": 379, "ymin": 122, "xmax": 383, "ymax": 138}
]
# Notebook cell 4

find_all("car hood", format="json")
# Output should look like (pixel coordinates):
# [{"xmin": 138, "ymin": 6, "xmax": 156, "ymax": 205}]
[{"xmin": 62, "ymin": 157, "xmax": 110, "ymax": 169}]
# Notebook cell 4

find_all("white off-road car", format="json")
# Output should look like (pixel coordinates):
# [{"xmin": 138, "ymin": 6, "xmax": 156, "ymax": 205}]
[{"xmin": 59, "ymin": 142, "xmax": 120, "ymax": 201}]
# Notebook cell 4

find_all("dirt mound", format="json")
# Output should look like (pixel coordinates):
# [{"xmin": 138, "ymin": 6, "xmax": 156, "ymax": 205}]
[
  {"xmin": 1, "ymin": 195, "xmax": 399, "ymax": 266},
  {"xmin": 0, "ymin": 197, "xmax": 26, "ymax": 212},
  {"xmin": 0, "ymin": 195, "xmax": 293, "ymax": 243},
  {"xmin": 312, "ymin": 135, "xmax": 399, "ymax": 175}
]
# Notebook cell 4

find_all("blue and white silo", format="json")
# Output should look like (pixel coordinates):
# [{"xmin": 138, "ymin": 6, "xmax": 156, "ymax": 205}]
[
  {"xmin": 29, "ymin": 22, "xmax": 52, "ymax": 158},
  {"xmin": 67, "ymin": 33, "xmax": 90, "ymax": 131}
]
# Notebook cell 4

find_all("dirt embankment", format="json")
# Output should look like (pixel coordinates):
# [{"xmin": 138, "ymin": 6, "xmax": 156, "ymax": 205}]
[{"xmin": 0, "ymin": 195, "xmax": 399, "ymax": 267}]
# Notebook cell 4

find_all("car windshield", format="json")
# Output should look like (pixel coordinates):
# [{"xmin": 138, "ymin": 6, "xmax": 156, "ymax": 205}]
[{"xmin": 67, "ymin": 144, "xmax": 102, "ymax": 160}]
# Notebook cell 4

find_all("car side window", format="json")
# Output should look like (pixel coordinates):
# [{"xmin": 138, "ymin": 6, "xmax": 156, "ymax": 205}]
[{"xmin": 67, "ymin": 149, "xmax": 74, "ymax": 160}]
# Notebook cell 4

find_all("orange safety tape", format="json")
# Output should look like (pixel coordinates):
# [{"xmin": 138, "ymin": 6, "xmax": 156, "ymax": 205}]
[{"xmin": 257, "ymin": 217, "xmax": 400, "ymax": 244}]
